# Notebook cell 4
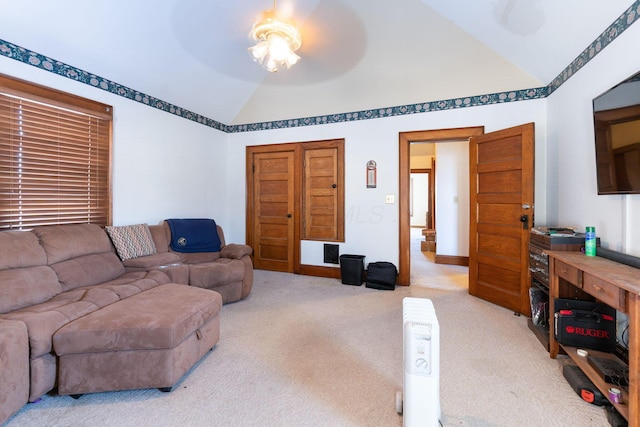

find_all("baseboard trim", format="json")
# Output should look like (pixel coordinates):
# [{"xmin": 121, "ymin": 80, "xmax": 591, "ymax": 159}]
[
  {"xmin": 434, "ymin": 255, "xmax": 469, "ymax": 266},
  {"xmin": 298, "ymin": 264, "xmax": 341, "ymax": 279}
]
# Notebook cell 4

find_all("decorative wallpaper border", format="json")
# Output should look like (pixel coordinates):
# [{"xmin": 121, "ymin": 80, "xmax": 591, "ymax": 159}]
[
  {"xmin": 0, "ymin": 39, "xmax": 230, "ymax": 133},
  {"xmin": 547, "ymin": 0, "xmax": 640, "ymax": 94},
  {"xmin": 0, "ymin": 0, "xmax": 638, "ymax": 133},
  {"xmin": 229, "ymin": 87, "xmax": 549, "ymax": 133}
]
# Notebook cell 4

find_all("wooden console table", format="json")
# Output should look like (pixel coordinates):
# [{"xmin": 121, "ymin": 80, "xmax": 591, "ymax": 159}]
[{"xmin": 547, "ymin": 251, "xmax": 640, "ymax": 425}]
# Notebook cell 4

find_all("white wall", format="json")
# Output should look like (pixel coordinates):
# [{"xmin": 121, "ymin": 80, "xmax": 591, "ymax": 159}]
[
  {"xmin": 0, "ymin": 56, "xmax": 229, "ymax": 229},
  {"xmin": 435, "ymin": 141, "xmax": 470, "ymax": 257},
  {"xmin": 228, "ymin": 100, "xmax": 547, "ymax": 267},
  {"xmin": 410, "ymin": 173, "xmax": 428, "ymax": 227},
  {"xmin": 1, "ymin": 42, "xmax": 551, "ymax": 266},
  {"xmin": 409, "ymin": 152, "xmax": 433, "ymax": 228},
  {"xmin": 546, "ymin": 21, "xmax": 640, "ymax": 256}
]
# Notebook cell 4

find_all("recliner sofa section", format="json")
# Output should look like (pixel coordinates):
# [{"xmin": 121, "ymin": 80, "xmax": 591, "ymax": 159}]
[{"xmin": 121, "ymin": 221, "xmax": 253, "ymax": 304}]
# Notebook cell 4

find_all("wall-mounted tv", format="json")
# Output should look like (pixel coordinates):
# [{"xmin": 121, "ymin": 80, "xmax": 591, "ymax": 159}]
[{"xmin": 593, "ymin": 71, "xmax": 640, "ymax": 195}]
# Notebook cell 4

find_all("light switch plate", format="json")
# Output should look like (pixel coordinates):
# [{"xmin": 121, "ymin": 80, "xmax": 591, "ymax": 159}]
[{"xmin": 385, "ymin": 195, "xmax": 395, "ymax": 204}]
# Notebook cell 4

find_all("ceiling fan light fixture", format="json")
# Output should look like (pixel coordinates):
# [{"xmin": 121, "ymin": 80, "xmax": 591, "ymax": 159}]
[{"xmin": 248, "ymin": 5, "xmax": 301, "ymax": 72}]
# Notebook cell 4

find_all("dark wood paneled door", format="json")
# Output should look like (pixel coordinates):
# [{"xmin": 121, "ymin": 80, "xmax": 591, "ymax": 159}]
[
  {"xmin": 249, "ymin": 150, "xmax": 295, "ymax": 272},
  {"xmin": 469, "ymin": 123, "xmax": 535, "ymax": 315}
]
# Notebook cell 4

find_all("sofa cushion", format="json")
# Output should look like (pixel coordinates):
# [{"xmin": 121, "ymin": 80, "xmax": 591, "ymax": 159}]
[
  {"xmin": 0, "ymin": 230, "xmax": 47, "ymax": 269},
  {"xmin": 2, "ymin": 293, "xmax": 112, "ymax": 358},
  {"xmin": 1, "ymin": 270, "xmax": 171, "ymax": 358},
  {"xmin": 33, "ymin": 224, "xmax": 115, "ymax": 264},
  {"xmin": 90, "ymin": 270, "xmax": 172, "ymax": 298},
  {"xmin": 50, "ymin": 253, "xmax": 127, "ymax": 292},
  {"xmin": 0, "ymin": 267, "xmax": 62, "ymax": 314},
  {"xmin": 0, "ymin": 231, "xmax": 62, "ymax": 314},
  {"xmin": 105, "ymin": 223, "xmax": 157, "ymax": 261},
  {"xmin": 148, "ymin": 224, "xmax": 171, "ymax": 253},
  {"xmin": 188, "ymin": 258, "xmax": 245, "ymax": 289},
  {"xmin": 34, "ymin": 224, "xmax": 127, "ymax": 291},
  {"xmin": 175, "ymin": 251, "xmax": 221, "ymax": 264}
]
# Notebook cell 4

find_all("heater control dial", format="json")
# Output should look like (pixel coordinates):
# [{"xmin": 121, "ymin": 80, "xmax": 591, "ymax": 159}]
[{"xmin": 405, "ymin": 322, "xmax": 432, "ymax": 376}]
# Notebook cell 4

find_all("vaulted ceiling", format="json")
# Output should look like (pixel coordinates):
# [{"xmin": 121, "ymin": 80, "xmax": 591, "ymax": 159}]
[{"xmin": 0, "ymin": 0, "xmax": 635, "ymax": 126}]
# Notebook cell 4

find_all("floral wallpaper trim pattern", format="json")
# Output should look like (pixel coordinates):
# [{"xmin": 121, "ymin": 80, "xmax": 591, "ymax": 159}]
[
  {"xmin": 548, "ymin": 1, "xmax": 640, "ymax": 94},
  {"xmin": 0, "ymin": 0, "xmax": 638, "ymax": 133},
  {"xmin": 0, "ymin": 39, "xmax": 230, "ymax": 133},
  {"xmin": 229, "ymin": 87, "xmax": 549, "ymax": 133}
]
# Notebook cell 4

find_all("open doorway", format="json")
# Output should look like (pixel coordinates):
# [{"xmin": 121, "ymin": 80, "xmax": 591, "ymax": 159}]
[
  {"xmin": 410, "ymin": 143, "xmax": 435, "ymax": 232},
  {"xmin": 409, "ymin": 142, "xmax": 469, "ymax": 290},
  {"xmin": 398, "ymin": 127, "xmax": 484, "ymax": 286}
]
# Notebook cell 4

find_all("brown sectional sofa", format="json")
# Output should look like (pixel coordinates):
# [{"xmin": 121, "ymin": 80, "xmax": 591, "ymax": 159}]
[{"xmin": 0, "ymin": 220, "xmax": 253, "ymax": 425}]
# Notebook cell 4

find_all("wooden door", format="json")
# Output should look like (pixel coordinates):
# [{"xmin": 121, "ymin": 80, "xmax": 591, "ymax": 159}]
[
  {"xmin": 249, "ymin": 150, "xmax": 295, "ymax": 272},
  {"xmin": 303, "ymin": 144, "xmax": 343, "ymax": 241},
  {"xmin": 469, "ymin": 123, "xmax": 534, "ymax": 315}
]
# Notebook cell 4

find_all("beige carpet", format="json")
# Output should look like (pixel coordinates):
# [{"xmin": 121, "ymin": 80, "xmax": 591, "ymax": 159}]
[
  {"xmin": 409, "ymin": 228, "xmax": 468, "ymax": 291},
  {"xmin": 5, "ymin": 266, "xmax": 610, "ymax": 427}
]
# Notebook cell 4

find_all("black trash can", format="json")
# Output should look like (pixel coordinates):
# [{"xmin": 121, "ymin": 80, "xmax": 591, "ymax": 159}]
[{"xmin": 339, "ymin": 254, "xmax": 365, "ymax": 285}]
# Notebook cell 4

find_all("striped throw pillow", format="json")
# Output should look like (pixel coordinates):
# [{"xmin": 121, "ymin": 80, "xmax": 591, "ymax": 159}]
[{"xmin": 105, "ymin": 223, "xmax": 157, "ymax": 261}]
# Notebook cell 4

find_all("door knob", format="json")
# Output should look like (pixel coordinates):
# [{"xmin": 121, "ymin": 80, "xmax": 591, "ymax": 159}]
[
  {"xmin": 287, "ymin": 214, "xmax": 292, "ymax": 218},
  {"xmin": 520, "ymin": 215, "xmax": 529, "ymax": 230}
]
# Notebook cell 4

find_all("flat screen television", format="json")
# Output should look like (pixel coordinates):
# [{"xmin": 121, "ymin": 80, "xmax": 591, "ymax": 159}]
[{"xmin": 593, "ymin": 71, "xmax": 640, "ymax": 195}]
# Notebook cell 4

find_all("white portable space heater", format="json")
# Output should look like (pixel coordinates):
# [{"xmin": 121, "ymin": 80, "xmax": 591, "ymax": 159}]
[{"xmin": 397, "ymin": 297, "xmax": 440, "ymax": 427}]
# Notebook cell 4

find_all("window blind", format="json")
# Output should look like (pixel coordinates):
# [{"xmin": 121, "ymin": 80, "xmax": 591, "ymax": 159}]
[{"xmin": 0, "ymin": 77, "xmax": 112, "ymax": 230}]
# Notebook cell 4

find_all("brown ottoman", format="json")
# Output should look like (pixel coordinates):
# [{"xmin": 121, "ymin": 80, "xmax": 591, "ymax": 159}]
[{"xmin": 53, "ymin": 283, "xmax": 222, "ymax": 396}]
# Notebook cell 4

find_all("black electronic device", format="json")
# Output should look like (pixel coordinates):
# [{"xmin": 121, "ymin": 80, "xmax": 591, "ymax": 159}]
[
  {"xmin": 592, "ymin": 70, "xmax": 640, "ymax": 195},
  {"xmin": 587, "ymin": 356, "xmax": 629, "ymax": 387}
]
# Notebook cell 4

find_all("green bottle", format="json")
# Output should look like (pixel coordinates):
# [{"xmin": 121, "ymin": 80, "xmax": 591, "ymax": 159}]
[{"xmin": 585, "ymin": 226, "xmax": 596, "ymax": 257}]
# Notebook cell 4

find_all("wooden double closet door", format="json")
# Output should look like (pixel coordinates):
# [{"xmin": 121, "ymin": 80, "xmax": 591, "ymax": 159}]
[{"xmin": 246, "ymin": 140, "xmax": 344, "ymax": 273}]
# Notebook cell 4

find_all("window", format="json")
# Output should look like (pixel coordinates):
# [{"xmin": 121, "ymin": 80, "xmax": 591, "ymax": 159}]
[{"xmin": 0, "ymin": 74, "xmax": 112, "ymax": 230}]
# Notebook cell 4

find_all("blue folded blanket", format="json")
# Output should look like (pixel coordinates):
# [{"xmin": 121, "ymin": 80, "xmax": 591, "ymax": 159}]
[{"xmin": 166, "ymin": 218, "xmax": 222, "ymax": 253}]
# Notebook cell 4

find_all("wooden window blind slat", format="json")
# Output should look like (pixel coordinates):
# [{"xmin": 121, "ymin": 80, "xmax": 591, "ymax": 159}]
[{"xmin": 0, "ymin": 76, "xmax": 112, "ymax": 230}]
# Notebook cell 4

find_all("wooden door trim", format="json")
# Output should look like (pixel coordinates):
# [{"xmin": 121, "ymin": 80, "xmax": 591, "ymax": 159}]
[{"xmin": 398, "ymin": 127, "xmax": 484, "ymax": 286}]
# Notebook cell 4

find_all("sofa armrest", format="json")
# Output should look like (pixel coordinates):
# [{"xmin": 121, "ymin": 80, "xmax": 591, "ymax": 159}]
[
  {"xmin": 0, "ymin": 319, "xmax": 29, "ymax": 425},
  {"xmin": 219, "ymin": 244, "xmax": 253, "ymax": 259}
]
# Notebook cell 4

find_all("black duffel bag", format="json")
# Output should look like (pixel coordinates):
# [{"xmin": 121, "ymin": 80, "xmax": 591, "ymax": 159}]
[{"xmin": 365, "ymin": 262, "xmax": 397, "ymax": 290}]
